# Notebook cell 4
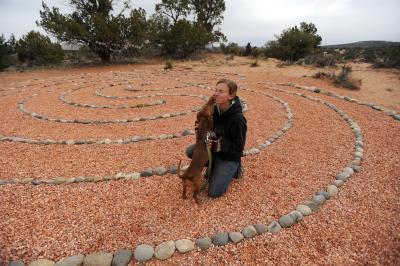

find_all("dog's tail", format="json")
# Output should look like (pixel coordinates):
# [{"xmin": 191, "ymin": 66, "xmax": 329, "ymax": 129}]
[{"xmin": 177, "ymin": 160, "xmax": 183, "ymax": 178}]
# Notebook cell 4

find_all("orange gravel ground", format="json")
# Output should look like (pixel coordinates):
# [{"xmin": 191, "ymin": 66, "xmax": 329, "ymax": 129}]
[{"xmin": 0, "ymin": 57, "xmax": 399, "ymax": 265}]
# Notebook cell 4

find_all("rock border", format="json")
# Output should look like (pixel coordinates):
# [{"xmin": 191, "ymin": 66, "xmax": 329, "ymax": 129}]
[
  {"xmin": 275, "ymin": 82, "xmax": 399, "ymax": 121},
  {"xmin": 7, "ymin": 84, "xmax": 365, "ymax": 265}
]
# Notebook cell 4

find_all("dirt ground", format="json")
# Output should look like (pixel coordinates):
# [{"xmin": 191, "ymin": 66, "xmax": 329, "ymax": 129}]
[{"xmin": 0, "ymin": 55, "xmax": 399, "ymax": 265}]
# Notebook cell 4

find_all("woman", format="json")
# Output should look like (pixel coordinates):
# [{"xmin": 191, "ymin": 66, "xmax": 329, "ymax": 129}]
[{"xmin": 186, "ymin": 78, "xmax": 247, "ymax": 198}]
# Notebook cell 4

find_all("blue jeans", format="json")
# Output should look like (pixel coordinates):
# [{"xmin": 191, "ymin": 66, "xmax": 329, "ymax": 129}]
[{"xmin": 185, "ymin": 144, "xmax": 239, "ymax": 198}]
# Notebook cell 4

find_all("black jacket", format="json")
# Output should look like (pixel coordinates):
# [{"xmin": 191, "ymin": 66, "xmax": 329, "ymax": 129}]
[{"xmin": 213, "ymin": 96, "xmax": 247, "ymax": 162}]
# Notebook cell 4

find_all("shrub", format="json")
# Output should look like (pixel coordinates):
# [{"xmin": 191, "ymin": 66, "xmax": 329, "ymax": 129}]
[
  {"xmin": 303, "ymin": 53, "xmax": 337, "ymax": 67},
  {"xmin": 334, "ymin": 65, "xmax": 361, "ymax": 90},
  {"xmin": 164, "ymin": 58, "xmax": 173, "ymax": 70},
  {"xmin": 0, "ymin": 34, "xmax": 16, "ymax": 71},
  {"xmin": 220, "ymin": 42, "xmax": 242, "ymax": 56},
  {"xmin": 250, "ymin": 59, "xmax": 259, "ymax": 67},
  {"xmin": 312, "ymin": 65, "xmax": 361, "ymax": 90},
  {"xmin": 16, "ymin": 31, "xmax": 64, "ymax": 65}
]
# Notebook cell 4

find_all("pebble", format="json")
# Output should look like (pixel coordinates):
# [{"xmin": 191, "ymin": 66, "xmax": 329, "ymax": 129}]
[
  {"xmin": 83, "ymin": 252, "xmax": 113, "ymax": 266},
  {"xmin": 316, "ymin": 191, "xmax": 331, "ymax": 200},
  {"xmin": 268, "ymin": 221, "xmax": 282, "ymax": 233},
  {"xmin": 289, "ymin": 210, "xmax": 303, "ymax": 222},
  {"xmin": 125, "ymin": 173, "xmax": 140, "ymax": 180},
  {"xmin": 279, "ymin": 214, "xmax": 296, "ymax": 228},
  {"xmin": 140, "ymin": 168, "xmax": 153, "ymax": 177},
  {"xmin": 175, "ymin": 239, "xmax": 194, "ymax": 254},
  {"xmin": 154, "ymin": 167, "xmax": 168, "ymax": 176},
  {"xmin": 336, "ymin": 173, "xmax": 348, "ymax": 182},
  {"xmin": 55, "ymin": 254, "xmax": 84, "ymax": 266},
  {"xmin": 254, "ymin": 223, "xmax": 267, "ymax": 234},
  {"xmin": 28, "ymin": 259, "xmax": 55, "ymax": 266},
  {"xmin": 296, "ymin": 204, "xmax": 312, "ymax": 216},
  {"xmin": 303, "ymin": 200, "xmax": 320, "ymax": 212},
  {"xmin": 327, "ymin": 185, "xmax": 339, "ymax": 197},
  {"xmin": 9, "ymin": 261, "xmax": 25, "ymax": 266},
  {"xmin": 211, "ymin": 232, "xmax": 229, "ymax": 246},
  {"xmin": 195, "ymin": 237, "xmax": 212, "ymax": 250},
  {"xmin": 154, "ymin": 241, "xmax": 175, "ymax": 260},
  {"xmin": 313, "ymin": 195, "xmax": 326, "ymax": 205},
  {"xmin": 331, "ymin": 180, "xmax": 344, "ymax": 187},
  {"xmin": 229, "ymin": 232, "xmax": 244, "ymax": 243},
  {"xmin": 134, "ymin": 244, "xmax": 154, "ymax": 262},
  {"xmin": 343, "ymin": 167, "xmax": 354, "ymax": 176},
  {"xmin": 242, "ymin": 225, "xmax": 257, "ymax": 238},
  {"xmin": 111, "ymin": 249, "xmax": 132, "ymax": 266}
]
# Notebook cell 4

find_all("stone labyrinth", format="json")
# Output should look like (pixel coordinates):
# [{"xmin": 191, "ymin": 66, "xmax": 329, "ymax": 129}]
[{"xmin": 0, "ymin": 68, "xmax": 398, "ymax": 265}]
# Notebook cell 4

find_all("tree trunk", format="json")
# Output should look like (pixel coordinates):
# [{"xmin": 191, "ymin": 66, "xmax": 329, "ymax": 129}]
[{"xmin": 97, "ymin": 49, "xmax": 111, "ymax": 63}]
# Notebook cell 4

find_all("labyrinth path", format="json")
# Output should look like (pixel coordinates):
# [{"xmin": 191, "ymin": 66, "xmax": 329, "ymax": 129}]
[{"xmin": 0, "ymin": 68, "xmax": 399, "ymax": 265}]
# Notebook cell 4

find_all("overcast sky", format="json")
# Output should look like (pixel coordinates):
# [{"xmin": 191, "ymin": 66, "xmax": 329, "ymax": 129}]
[{"xmin": 1, "ymin": 0, "xmax": 399, "ymax": 46}]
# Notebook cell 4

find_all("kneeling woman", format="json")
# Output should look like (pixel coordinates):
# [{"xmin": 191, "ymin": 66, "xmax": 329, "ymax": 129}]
[{"xmin": 186, "ymin": 78, "xmax": 247, "ymax": 198}]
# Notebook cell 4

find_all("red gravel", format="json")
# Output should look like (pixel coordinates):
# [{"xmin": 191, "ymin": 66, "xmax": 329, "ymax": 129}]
[{"xmin": 0, "ymin": 67, "xmax": 399, "ymax": 265}]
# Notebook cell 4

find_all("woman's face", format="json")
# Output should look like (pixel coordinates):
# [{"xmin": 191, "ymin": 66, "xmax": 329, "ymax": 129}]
[{"xmin": 213, "ymin": 83, "xmax": 234, "ymax": 105}]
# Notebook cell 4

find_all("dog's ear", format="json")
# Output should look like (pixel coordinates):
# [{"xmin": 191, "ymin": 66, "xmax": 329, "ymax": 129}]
[{"xmin": 207, "ymin": 96, "xmax": 215, "ymax": 105}]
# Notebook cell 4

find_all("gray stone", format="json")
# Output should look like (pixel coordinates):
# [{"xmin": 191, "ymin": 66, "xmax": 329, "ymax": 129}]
[
  {"xmin": 248, "ymin": 148, "xmax": 260, "ymax": 155},
  {"xmin": 351, "ymin": 165, "xmax": 361, "ymax": 173},
  {"xmin": 292, "ymin": 210, "xmax": 304, "ymax": 221},
  {"xmin": 28, "ymin": 260, "xmax": 55, "ymax": 266},
  {"xmin": 175, "ymin": 239, "xmax": 194, "ymax": 254},
  {"xmin": 182, "ymin": 129, "xmax": 192, "ymax": 136},
  {"xmin": 296, "ymin": 204, "xmax": 312, "ymax": 216},
  {"xmin": 140, "ymin": 168, "xmax": 153, "ymax": 177},
  {"xmin": 53, "ymin": 177, "xmax": 66, "ymax": 185},
  {"xmin": 313, "ymin": 195, "xmax": 326, "ymax": 205},
  {"xmin": 316, "ymin": 191, "xmax": 331, "ymax": 200},
  {"xmin": 267, "ymin": 221, "xmax": 281, "ymax": 233},
  {"xmin": 336, "ymin": 173, "xmax": 348, "ymax": 182},
  {"xmin": 55, "ymin": 254, "xmax": 84, "ymax": 266},
  {"xmin": 278, "ymin": 214, "xmax": 296, "ymax": 228},
  {"xmin": 303, "ymin": 200, "xmax": 320, "ymax": 212},
  {"xmin": 254, "ymin": 223, "xmax": 267, "ymax": 234},
  {"xmin": 8, "ymin": 261, "xmax": 25, "ymax": 266},
  {"xmin": 354, "ymin": 151, "xmax": 363, "ymax": 159},
  {"xmin": 154, "ymin": 241, "xmax": 175, "ymax": 260},
  {"xmin": 242, "ymin": 225, "xmax": 257, "ymax": 238},
  {"xmin": 229, "ymin": 232, "xmax": 244, "ymax": 243},
  {"xmin": 111, "ymin": 249, "xmax": 132, "ymax": 266},
  {"xmin": 83, "ymin": 252, "xmax": 113, "ymax": 266},
  {"xmin": 66, "ymin": 140, "xmax": 75, "ymax": 145},
  {"xmin": 125, "ymin": 173, "xmax": 140, "ymax": 180},
  {"xmin": 327, "ymin": 185, "xmax": 339, "ymax": 197},
  {"xmin": 195, "ymin": 237, "xmax": 212, "ymax": 250},
  {"xmin": 343, "ymin": 167, "xmax": 354, "ymax": 176},
  {"xmin": 133, "ymin": 244, "xmax": 154, "ymax": 262},
  {"xmin": 169, "ymin": 165, "xmax": 178, "ymax": 174},
  {"xmin": 211, "ymin": 232, "xmax": 229, "ymax": 246},
  {"xmin": 154, "ymin": 167, "xmax": 168, "ymax": 176},
  {"xmin": 331, "ymin": 180, "xmax": 344, "ymax": 187}
]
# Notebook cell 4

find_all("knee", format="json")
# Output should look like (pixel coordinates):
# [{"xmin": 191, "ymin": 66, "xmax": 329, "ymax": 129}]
[{"xmin": 208, "ymin": 187, "xmax": 226, "ymax": 198}]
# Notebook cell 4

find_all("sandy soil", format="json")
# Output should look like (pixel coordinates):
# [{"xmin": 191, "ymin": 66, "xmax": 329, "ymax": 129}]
[{"xmin": 0, "ymin": 55, "xmax": 399, "ymax": 265}]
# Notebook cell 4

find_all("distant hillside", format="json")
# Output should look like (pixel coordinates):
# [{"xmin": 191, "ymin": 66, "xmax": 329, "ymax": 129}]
[{"xmin": 323, "ymin": 41, "xmax": 400, "ymax": 49}]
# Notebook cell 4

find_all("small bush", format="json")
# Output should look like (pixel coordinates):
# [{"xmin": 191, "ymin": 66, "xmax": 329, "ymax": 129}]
[
  {"xmin": 334, "ymin": 65, "xmax": 361, "ymax": 90},
  {"xmin": 225, "ymin": 54, "xmax": 234, "ymax": 61},
  {"xmin": 304, "ymin": 53, "xmax": 337, "ymax": 67},
  {"xmin": 313, "ymin": 65, "xmax": 361, "ymax": 90},
  {"xmin": 250, "ymin": 59, "xmax": 259, "ymax": 67},
  {"xmin": 313, "ymin": 71, "xmax": 334, "ymax": 79},
  {"xmin": 164, "ymin": 58, "xmax": 173, "ymax": 70}
]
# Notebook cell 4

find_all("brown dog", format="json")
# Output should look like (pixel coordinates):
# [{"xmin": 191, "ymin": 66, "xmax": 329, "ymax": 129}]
[{"xmin": 178, "ymin": 96, "xmax": 215, "ymax": 203}]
